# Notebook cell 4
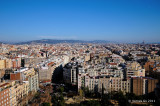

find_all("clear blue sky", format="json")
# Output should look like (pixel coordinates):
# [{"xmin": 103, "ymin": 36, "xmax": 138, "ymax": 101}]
[{"xmin": 0, "ymin": 0, "xmax": 160, "ymax": 43}]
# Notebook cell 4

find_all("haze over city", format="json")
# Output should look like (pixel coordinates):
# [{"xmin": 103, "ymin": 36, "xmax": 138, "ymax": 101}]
[{"xmin": 0, "ymin": 0, "xmax": 160, "ymax": 43}]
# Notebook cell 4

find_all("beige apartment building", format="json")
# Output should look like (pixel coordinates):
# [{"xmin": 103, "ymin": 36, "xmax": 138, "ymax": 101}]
[
  {"xmin": 148, "ymin": 55, "xmax": 160, "ymax": 62},
  {"xmin": 0, "ymin": 60, "xmax": 5, "ymax": 69},
  {"xmin": 110, "ymin": 77, "xmax": 122, "ymax": 92},
  {"xmin": 5, "ymin": 59, "xmax": 12, "ymax": 69},
  {"xmin": 126, "ymin": 61, "xmax": 145, "ymax": 77},
  {"xmin": 0, "ymin": 69, "xmax": 5, "ymax": 80},
  {"xmin": 121, "ymin": 79, "xmax": 131, "ymax": 93},
  {"xmin": 0, "ymin": 80, "xmax": 30, "ymax": 106},
  {"xmin": 14, "ymin": 81, "xmax": 29, "ymax": 105},
  {"xmin": 98, "ymin": 76, "xmax": 131, "ymax": 94},
  {"xmin": 38, "ymin": 62, "xmax": 56, "ymax": 82},
  {"xmin": 9, "ymin": 84, "xmax": 17, "ymax": 106},
  {"xmin": 126, "ymin": 69, "xmax": 145, "ymax": 77},
  {"xmin": 98, "ymin": 76, "xmax": 111, "ymax": 93}
]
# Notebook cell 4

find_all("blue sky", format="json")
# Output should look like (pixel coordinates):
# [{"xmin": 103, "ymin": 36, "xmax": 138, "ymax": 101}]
[{"xmin": 0, "ymin": 0, "xmax": 160, "ymax": 43}]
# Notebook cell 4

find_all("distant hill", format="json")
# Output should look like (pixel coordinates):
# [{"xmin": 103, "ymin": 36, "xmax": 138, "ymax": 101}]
[
  {"xmin": 1, "ymin": 39, "xmax": 160, "ymax": 45},
  {"xmin": 15, "ymin": 39, "xmax": 112, "ymax": 45}
]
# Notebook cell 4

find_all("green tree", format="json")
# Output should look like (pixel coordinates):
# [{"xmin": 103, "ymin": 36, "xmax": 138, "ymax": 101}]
[
  {"xmin": 101, "ymin": 84, "xmax": 111, "ymax": 106},
  {"xmin": 58, "ymin": 86, "xmax": 64, "ymax": 93},
  {"xmin": 79, "ymin": 89, "xmax": 84, "ymax": 99},
  {"xmin": 58, "ymin": 94, "xmax": 65, "ymax": 106},
  {"xmin": 101, "ymin": 94, "xmax": 111, "ymax": 106},
  {"xmin": 80, "ymin": 100, "xmax": 101, "ymax": 106},
  {"xmin": 52, "ymin": 94, "xmax": 59, "ymax": 106},
  {"xmin": 42, "ymin": 102, "xmax": 50, "ymax": 106},
  {"xmin": 52, "ymin": 93, "xmax": 65, "ymax": 106}
]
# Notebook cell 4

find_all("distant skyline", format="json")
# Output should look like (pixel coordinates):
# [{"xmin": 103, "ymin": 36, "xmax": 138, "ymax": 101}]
[{"xmin": 0, "ymin": 0, "xmax": 160, "ymax": 43}]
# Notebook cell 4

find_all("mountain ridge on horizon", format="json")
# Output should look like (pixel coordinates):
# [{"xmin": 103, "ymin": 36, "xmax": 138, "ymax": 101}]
[
  {"xmin": 12, "ymin": 39, "xmax": 113, "ymax": 45},
  {"xmin": 0, "ymin": 39, "xmax": 160, "ymax": 45}
]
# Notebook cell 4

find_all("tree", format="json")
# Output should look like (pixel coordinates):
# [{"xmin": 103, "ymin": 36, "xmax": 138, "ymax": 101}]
[
  {"xmin": 101, "ymin": 84, "xmax": 110, "ymax": 105},
  {"xmin": 58, "ymin": 94, "xmax": 65, "ymax": 106},
  {"xmin": 81, "ymin": 86, "xmax": 90, "ymax": 97},
  {"xmin": 79, "ymin": 89, "xmax": 84, "ymax": 99},
  {"xmin": 102, "ymin": 83, "xmax": 104, "ymax": 98},
  {"xmin": 42, "ymin": 102, "xmax": 50, "ymax": 106},
  {"xmin": 58, "ymin": 86, "xmax": 64, "ymax": 93},
  {"xmin": 101, "ymin": 94, "xmax": 111, "ymax": 106},
  {"xmin": 34, "ymin": 92, "xmax": 40, "ymax": 99},
  {"xmin": 52, "ymin": 93, "xmax": 65, "ymax": 106},
  {"xmin": 80, "ymin": 100, "xmax": 101, "ymax": 106},
  {"xmin": 52, "ymin": 94, "xmax": 59, "ymax": 106}
]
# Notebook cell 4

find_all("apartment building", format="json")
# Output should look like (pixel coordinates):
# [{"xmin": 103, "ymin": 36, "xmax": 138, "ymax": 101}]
[
  {"xmin": 126, "ymin": 69, "xmax": 145, "ymax": 77},
  {"xmin": 9, "ymin": 82, "xmax": 17, "ymax": 106},
  {"xmin": 110, "ymin": 77, "xmax": 122, "ymax": 92},
  {"xmin": 121, "ymin": 78, "xmax": 131, "ymax": 93},
  {"xmin": 0, "ymin": 69, "xmax": 5, "ymax": 81},
  {"xmin": 131, "ymin": 77, "xmax": 158, "ymax": 95},
  {"xmin": 63, "ymin": 62, "xmax": 78, "ymax": 85},
  {"xmin": 9, "ymin": 81, "xmax": 29, "ymax": 105},
  {"xmin": 98, "ymin": 76, "xmax": 111, "ymax": 93},
  {"xmin": 0, "ymin": 80, "xmax": 30, "ymax": 106},
  {"xmin": 5, "ymin": 59, "xmax": 12, "ymax": 69},
  {"xmin": 14, "ymin": 58, "xmax": 21, "ymax": 69},
  {"xmin": 78, "ymin": 73, "xmax": 99, "ymax": 92},
  {"xmin": 0, "ymin": 83, "xmax": 10, "ymax": 106},
  {"xmin": 126, "ymin": 61, "xmax": 145, "ymax": 77},
  {"xmin": 98, "ymin": 76, "xmax": 131, "ymax": 94},
  {"xmin": 10, "ymin": 68, "xmax": 39, "ymax": 92},
  {"xmin": 38, "ymin": 62, "xmax": 56, "ymax": 82},
  {"xmin": 28, "ymin": 73, "xmax": 39, "ymax": 92},
  {"xmin": 0, "ymin": 60, "xmax": 5, "ymax": 69}
]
